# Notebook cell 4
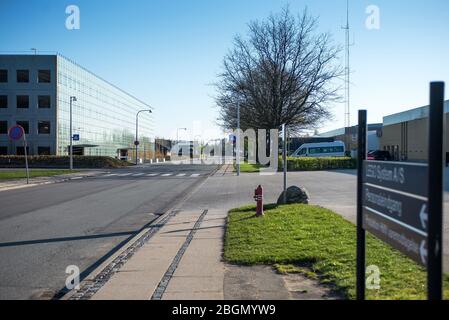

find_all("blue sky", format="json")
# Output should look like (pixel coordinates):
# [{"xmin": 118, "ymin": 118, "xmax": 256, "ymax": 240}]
[{"xmin": 1, "ymin": 0, "xmax": 448, "ymax": 140}]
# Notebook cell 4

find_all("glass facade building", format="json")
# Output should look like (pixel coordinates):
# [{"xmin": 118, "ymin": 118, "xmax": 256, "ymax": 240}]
[{"xmin": 0, "ymin": 54, "xmax": 154, "ymax": 160}]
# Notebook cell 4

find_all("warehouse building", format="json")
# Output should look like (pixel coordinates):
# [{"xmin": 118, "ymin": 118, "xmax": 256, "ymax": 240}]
[
  {"xmin": 380, "ymin": 100, "xmax": 449, "ymax": 162},
  {"xmin": 0, "ymin": 54, "xmax": 153, "ymax": 160}
]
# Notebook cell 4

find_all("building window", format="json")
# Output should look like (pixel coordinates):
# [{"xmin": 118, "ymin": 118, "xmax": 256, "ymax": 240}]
[
  {"xmin": 0, "ymin": 146, "xmax": 8, "ymax": 155},
  {"xmin": 16, "ymin": 121, "xmax": 29, "ymax": 134},
  {"xmin": 17, "ymin": 95, "xmax": 29, "ymax": 108},
  {"xmin": 0, "ymin": 121, "xmax": 7, "ymax": 134},
  {"xmin": 38, "ymin": 70, "xmax": 51, "ymax": 83},
  {"xmin": 38, "ymin": 146, "xmax": 51, "ymax": 155},
  {"xmin": 17, "ymin": 70, "xmax": 29, "ymax": 83},
  {"xmin": 38, "ymin": 96, "xmax": 51, "ymax": 108},
  {"xmin": 0, "ymin": 95, "xmax": 7, "ymax": 108},
  {"xmin": 16, "ymin": 146, "xmax": 29, "ymax": 155},
  {"xmin": 38, "ymin": 121, "xmax": 50, "ymax": 134},
  {"xmin": 0, "ymin": 70, "xmax": 7, "ymax": 83}
]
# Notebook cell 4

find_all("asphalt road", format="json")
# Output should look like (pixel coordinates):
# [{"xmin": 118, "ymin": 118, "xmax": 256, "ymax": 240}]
[{"xmin": 0, "ymin": 162, "xmax": 218, "ymax": 300}]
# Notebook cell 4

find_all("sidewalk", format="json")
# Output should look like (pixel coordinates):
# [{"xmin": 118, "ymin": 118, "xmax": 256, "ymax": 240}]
[
  {"xmin": 73, "ymin": 166, "xmax": 341, "ymax": 300},
  {"xmin": 0, "ymin": 170, "xmax": 107, "ymax": 192}
]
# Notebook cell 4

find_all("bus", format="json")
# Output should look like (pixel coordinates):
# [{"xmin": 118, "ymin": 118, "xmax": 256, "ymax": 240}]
[{"xmin": 291, "ymin": 141, "xmax": 346, "ymax": 158}]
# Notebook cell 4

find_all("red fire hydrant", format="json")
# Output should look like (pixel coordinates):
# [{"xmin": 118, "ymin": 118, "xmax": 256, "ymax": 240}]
[{"xmin": 254, "ymin": 185, "xmax": 264, "ymax": 217}]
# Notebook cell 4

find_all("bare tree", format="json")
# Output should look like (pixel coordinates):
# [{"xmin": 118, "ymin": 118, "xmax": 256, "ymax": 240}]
[{"xmin": 215, "ymin": 7, "xmax": 343, "ymax": 134}]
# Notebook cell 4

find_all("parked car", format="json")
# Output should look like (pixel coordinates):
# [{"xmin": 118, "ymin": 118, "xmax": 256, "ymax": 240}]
[
  {"xmin": 291, "ymin": 141, "xmax": 346, "ymax": 158},
  {"xmin": 367, "ymin": 150, "xmax": 392, "ymax": 161}
]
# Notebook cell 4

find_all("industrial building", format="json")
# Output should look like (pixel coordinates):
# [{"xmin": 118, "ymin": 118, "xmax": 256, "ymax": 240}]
[
  {"xmin": 380, "ymin": 100, "xmax": 449, "ymax": 162},
  {"xmin": 0, "ymin": 54, "xmax": 153, "ymax": 160}
]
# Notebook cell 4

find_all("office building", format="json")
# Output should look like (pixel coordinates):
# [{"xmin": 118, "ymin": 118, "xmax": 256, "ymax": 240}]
[{"xmin": 0, "ymin": 54, "xmax": 153, "ymax": 160}]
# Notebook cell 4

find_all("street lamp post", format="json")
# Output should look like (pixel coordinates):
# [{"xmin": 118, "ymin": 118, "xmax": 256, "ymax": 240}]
[
  {"xmin": 135, "ymin": 109, "xmax": 152, "ymax": 165},
  {"xmin": 69, "ymin": 96, "xmax": 77, "ymax": 170},
  {"xmin": 237, "ymin": 100, "xmax": 241, "ymax": 176}
]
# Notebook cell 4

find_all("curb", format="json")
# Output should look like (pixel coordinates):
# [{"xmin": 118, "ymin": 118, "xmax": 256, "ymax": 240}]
[{"xmin": 0, "ymin": 171, "xmax": 108, "ymax": 192}]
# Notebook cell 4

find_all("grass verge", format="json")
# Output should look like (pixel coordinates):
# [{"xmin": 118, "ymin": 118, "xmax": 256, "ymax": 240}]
[
  {"xmin": 224, "ymin": 204, "xmax": 449, "ymax": 300},
  {"xmin": 0, "ymin": 169, "xmax": 80, "ymax": 181},
  {"xmin": 233, "ymin": 162, "xmax": 263, "ymax": 173}
]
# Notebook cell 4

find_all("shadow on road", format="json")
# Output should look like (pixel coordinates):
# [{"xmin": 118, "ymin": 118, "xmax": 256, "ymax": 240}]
[{"xmin": 0, "ymin": 231, "xmax": 137, "ymax": 248}]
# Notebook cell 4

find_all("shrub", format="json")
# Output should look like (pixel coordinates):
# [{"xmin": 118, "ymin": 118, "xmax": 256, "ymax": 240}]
[
  {"xmin": 279, "ymin": 157, "xmax": 356, "ymax": 171},
  {"xmin": 0, "ymin": 156, "xmax": 133, "ymax": 169}
]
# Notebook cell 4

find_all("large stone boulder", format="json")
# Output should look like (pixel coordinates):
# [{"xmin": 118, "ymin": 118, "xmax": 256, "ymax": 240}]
[{"xmin": 277, "ymin": 186, "xmax": 309, "ymax": 205}]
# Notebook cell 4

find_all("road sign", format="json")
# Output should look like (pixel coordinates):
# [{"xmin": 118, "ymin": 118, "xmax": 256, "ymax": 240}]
[
  {"xmin": 72, "ymin": 134, "xmax": 80, "ymax": 141},
  {"xmin": 7, "ymin": 125, "xmax": 29, "ymax": 184},
  {"xmin": 363, "ymin": 176, "xmax": 428, "ymax": 233},
  {"xmin": 356, "ymin": 82, "xmax": 445, "ymax": 300},
  {"xmin": 8, "ymin": 125, "xmax": 25, "ymax": 141},
  {"xmin": 363, "ymin": 206, "xmax": 428, "ymax": 266},
  {"xmin": 362, "ymin": 162, "xmax": 429, "ymax": 267},
  {"xmin": 363, "ymin": 161, "xmax": 428, "ymax": 197},
  {"xmin": 134, "ymin": 141, "xmax": 140, "ymax": 146}
]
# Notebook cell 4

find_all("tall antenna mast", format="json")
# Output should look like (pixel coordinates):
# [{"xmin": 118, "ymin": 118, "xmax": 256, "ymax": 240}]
[{"xmin": 343, "ymin": 0, "xmax": 351, "ymax": 128}]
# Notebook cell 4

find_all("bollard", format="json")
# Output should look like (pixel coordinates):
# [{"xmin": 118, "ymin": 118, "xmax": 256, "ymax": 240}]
[{"xmin": 254, "ymin": 185, "xmax": 264, "ymax": 217}]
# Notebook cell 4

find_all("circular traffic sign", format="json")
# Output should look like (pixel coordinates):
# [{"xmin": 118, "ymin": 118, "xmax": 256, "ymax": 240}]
[{"xmin": 8, "ymin": 125, "xmax": 25, "ymax": 141}]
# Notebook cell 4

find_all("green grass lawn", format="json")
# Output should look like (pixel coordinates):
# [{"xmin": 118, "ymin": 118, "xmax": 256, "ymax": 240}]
[
  {"xmin": 233, "ymin": 162, "xmax": 262, "ymax": 173},
  {"xmin": 0, "ymin": 169, "xmax": 80, "ymax": 181},
  {"xmin": 224, "ymin": 204, "xmax": 449, "ymax": 300}
]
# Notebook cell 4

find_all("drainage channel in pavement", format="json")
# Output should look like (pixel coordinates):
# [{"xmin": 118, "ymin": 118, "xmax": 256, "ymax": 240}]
[
  {"xmin": 151, "ymin": 209, "xmax": 209, "ymax": 300},
  {"xmin": 63, "ymin": 210, "xmax": 179, "ymax": 300}
]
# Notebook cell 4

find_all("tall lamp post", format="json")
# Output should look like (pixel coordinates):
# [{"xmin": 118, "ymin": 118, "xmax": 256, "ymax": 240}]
[
  {"xmin": 235, "ymin": 98, "xmax": 244, "ymax": 176},
  {"xmin": 69, "ymin": 96, "xmax": 77, "ymax": 170},
  {"xmin": 135, "ymin": 109, "xmax": 153, "ymax": 165}
]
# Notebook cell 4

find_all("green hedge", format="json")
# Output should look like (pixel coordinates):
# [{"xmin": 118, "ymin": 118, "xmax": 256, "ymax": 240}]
[
  {"xmin": 0, "ymin": 156, "xmax": 132, "ymax": 169},
  {"xmin": 279, "ymin": 157, "xmax": 356, "ymax": 171}
]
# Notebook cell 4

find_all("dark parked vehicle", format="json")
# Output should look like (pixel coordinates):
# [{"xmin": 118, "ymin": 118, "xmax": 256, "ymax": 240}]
[{"xmin": 367, "ymin": 150, "xmax": 392, "ymax": 161}]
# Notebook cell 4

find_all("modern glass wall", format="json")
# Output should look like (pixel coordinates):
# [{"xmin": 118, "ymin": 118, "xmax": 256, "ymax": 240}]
[{"xmin": 56, "ymin": 55, "xmax": 154, "ymax": 160}]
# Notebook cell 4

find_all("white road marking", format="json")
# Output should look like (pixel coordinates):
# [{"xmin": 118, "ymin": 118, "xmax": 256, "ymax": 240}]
[
  {"xmin": 146, "ymin": 173, "xmax": 159, "ymax": 177},
  {"xmin": 104, "ymin": 173, "xmax": 118, "ymax": 177},
  {"xmin": 118, "ymin": 173, "xmax": 132, "ymax": 176},
  {"xmin": 190, "ymin": 174, "xmax": 200, "ymax": 177},
  {"xmin": 176, "ymin": 173, "xmax": 186, "ymax": 177},
  {"xmin": 161, "ymin": 173, "xmax": 173, "ymax": 177},
  {"xmin": 132, "ymin": 173, "xmax": 145, "ymax": 177}
]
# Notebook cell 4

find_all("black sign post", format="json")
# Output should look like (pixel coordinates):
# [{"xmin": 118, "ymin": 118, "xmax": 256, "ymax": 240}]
[
  {"xmin": 356, "ymin": 110, "xmax": 367, "ymax": 300},
  {"xmin": 428, "ymin": 81, "xmax": 444, "ymax": 300},
  {"xmin": 357, "ymin": 82, "xmax": 444, "ymax": 300}
]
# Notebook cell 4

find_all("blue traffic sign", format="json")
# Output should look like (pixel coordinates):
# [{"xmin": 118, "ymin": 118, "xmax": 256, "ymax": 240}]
[
  {"xmin": 8, "ymin": 125, "xmax": 25, "ymax": 141},
  {"xmin": 72, "ymin": 134, "xmax": 80, "ymax": 141}
]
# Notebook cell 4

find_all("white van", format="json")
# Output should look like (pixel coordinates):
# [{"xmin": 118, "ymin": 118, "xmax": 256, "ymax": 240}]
[{"xmin": 291, "ymin": 141, "xmax": 346, "ymax": 158}]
